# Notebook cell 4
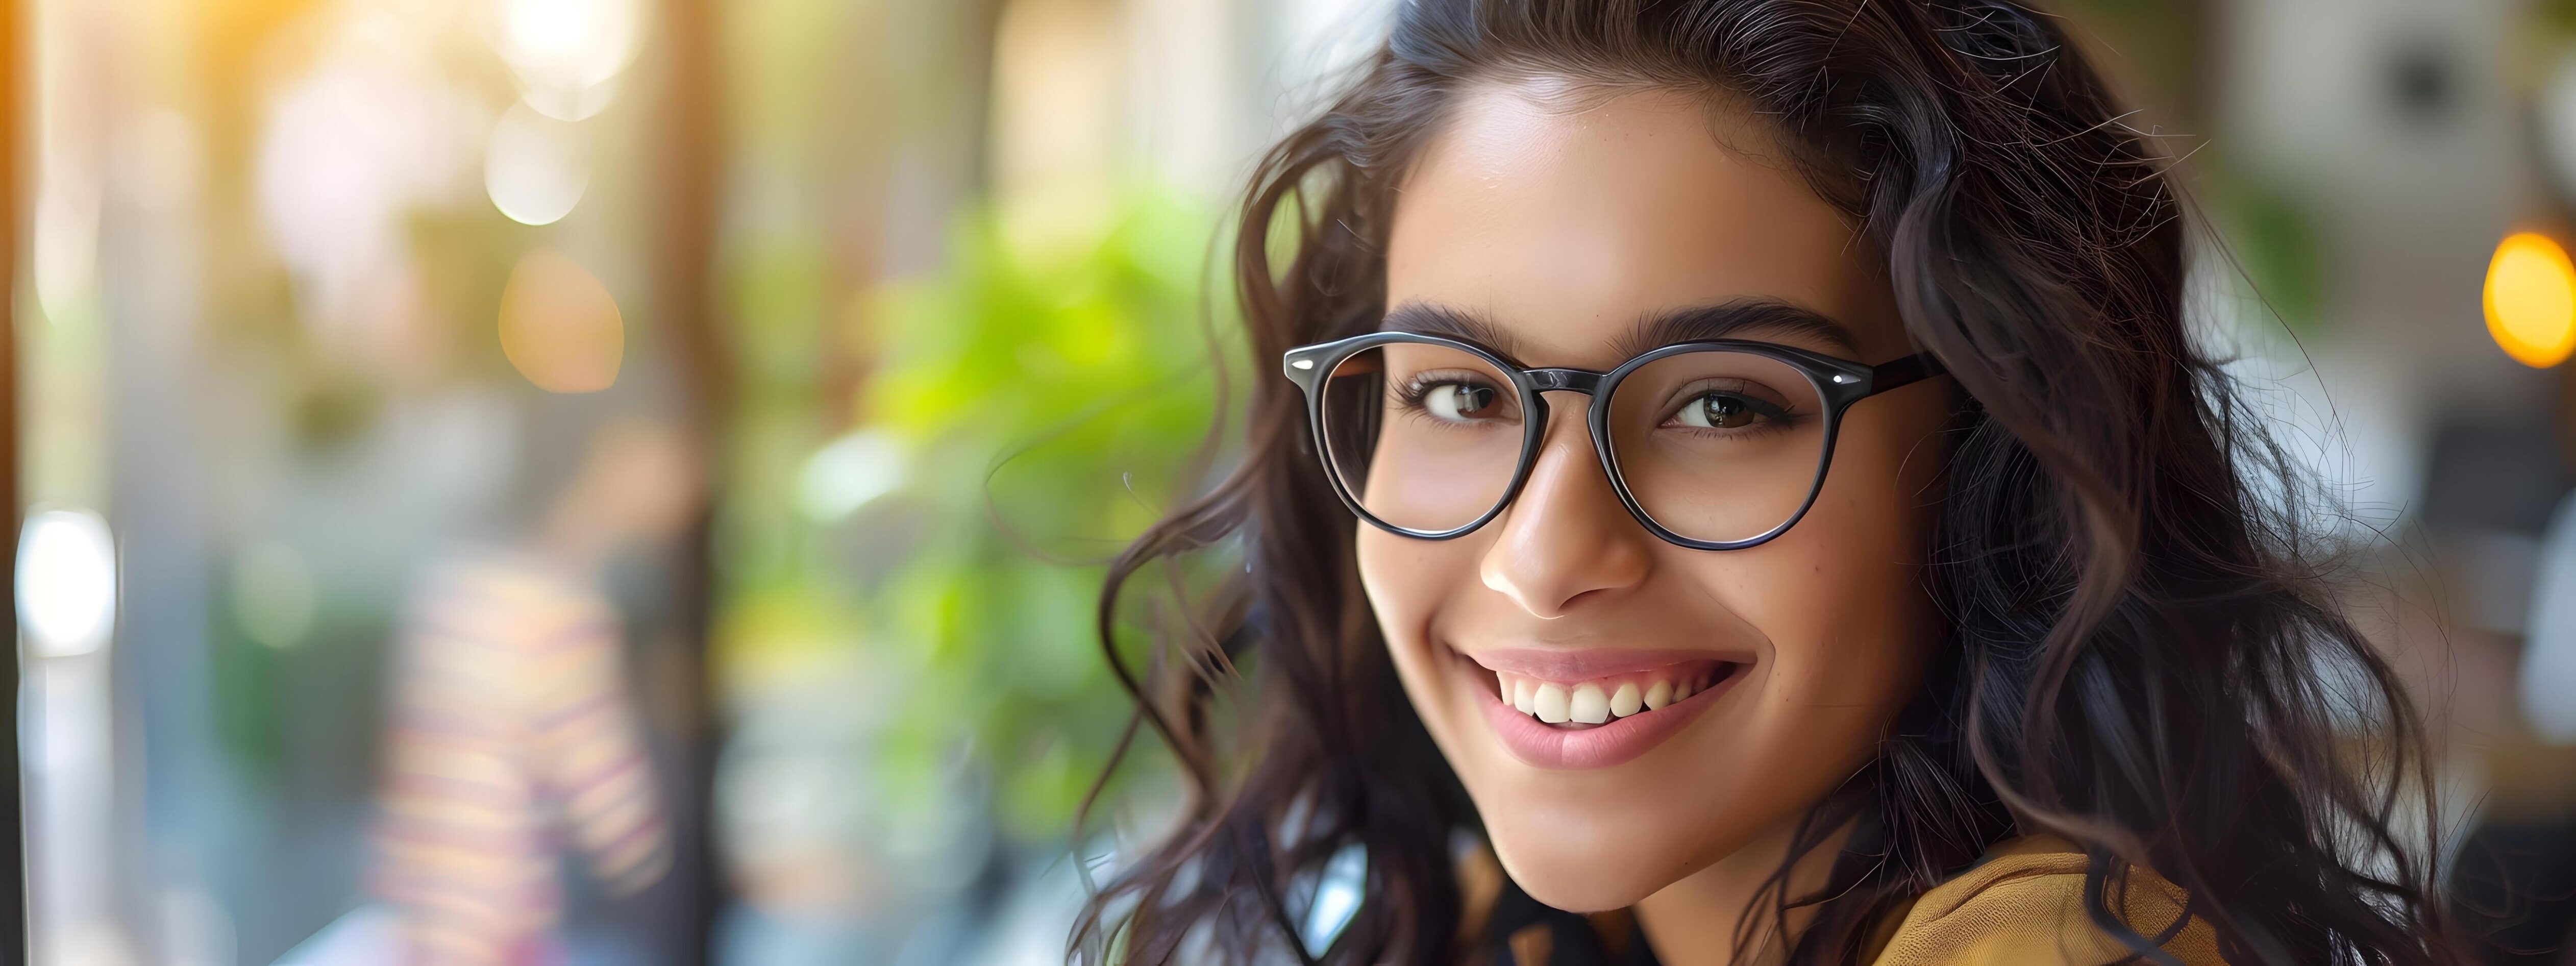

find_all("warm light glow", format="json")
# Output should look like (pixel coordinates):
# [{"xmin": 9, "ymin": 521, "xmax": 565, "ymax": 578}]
[
  {"xmin": 2484, "ymin": 232, "xmax": 2576, "ymax": 368},
  {"xmin": 18, "ymin": 509, "xmax": 117, "ymax": 658},
  {"xmin": 498, "ymin": 249, "xmax": 624, "ymax": 392},
  {"xmin": 489, "ymin": 0, "xmax": 645, "ymax": 120},
  {"xmin": 485, "ymin": 102, "xmax": 590, "ymax": 225}
]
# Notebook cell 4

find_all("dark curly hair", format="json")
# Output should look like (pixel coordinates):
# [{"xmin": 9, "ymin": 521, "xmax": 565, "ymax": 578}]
[{"xmin": 1072, "ymin": 2, "xmax": 2463, "ymax": 963}]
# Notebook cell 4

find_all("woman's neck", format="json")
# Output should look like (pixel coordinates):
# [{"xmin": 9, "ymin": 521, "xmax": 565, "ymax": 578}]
[{"xmin": 1631, "ymin": 811, "xmax": 1856, "ymax": 966}]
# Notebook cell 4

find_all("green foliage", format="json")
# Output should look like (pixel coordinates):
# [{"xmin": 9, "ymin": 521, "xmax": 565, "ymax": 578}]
[
  {"xmin": 852, "ymin": 192, "xmax": 1238, "ymax": 841},
  {"xmin": 2218, "ymin": 173, "xmax": 2329, "ymax": 336}
]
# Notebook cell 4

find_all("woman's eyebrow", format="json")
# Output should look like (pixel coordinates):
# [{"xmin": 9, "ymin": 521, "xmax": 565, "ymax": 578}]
[
  {"xmin": 1378, "ymin": 298, "xmax": 1862, "ymax": 365},
  {"xmin": 1378, "ymin": 302, "xmax": 1524, "ymax": 361},
  {"xmin": 1615, "ymin": 300, "xmax": 1863, "ymax": 360}
]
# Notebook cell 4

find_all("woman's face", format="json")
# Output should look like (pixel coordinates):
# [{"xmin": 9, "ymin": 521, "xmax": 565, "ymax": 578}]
[{"xmin": 1364, "ymin": 84, "xmax": 1953, "ymax": 912}]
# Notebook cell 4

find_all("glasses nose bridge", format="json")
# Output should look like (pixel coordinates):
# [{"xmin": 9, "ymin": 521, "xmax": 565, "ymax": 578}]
[
  {"xmin": 1519, "ymin": 367, "xmax": 1611, "ymax": 467},
  {"xmin": 1524, "ymin": 368, "xmax": 1608, "ymax": 434},
  {"xmin": 1524, "ymin": 367, "xmax": 1604, "ymax": 395}
]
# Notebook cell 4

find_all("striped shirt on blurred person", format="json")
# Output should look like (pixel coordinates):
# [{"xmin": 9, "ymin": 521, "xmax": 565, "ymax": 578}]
[{"xmin": 369, "ymin": 550, "xmax": 671, "ymax": 966}]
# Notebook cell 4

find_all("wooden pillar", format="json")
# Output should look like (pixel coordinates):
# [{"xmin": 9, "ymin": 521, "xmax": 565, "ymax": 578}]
[
  {"xmin": 656, "ymin": 0, "xmax": 728, "ymax": 959},
  {"xmin": 2, "ymin": 0, "xmax": 28, "ymax": 950}
]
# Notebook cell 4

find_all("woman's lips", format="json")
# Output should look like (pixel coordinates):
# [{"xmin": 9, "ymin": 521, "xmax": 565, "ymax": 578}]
[
  {"xmin": 1459, "ymin": 649, "xmax": 1745, "ymax": 770},
  {"xmin": 1470, "ymin": 647, "xmax": 1751, "ymax": 681}
]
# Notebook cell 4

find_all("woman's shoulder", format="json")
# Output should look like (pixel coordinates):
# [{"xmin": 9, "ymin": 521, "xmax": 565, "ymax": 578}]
[{"xmin": 1867, "ymin": 835, "xmax": 2227, "ymax": 966}]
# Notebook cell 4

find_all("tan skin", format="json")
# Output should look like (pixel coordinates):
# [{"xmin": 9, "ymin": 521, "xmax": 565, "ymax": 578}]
[{"xmin": 1361, "ymin": 83, "xmax": 1955, "ymax": 963}]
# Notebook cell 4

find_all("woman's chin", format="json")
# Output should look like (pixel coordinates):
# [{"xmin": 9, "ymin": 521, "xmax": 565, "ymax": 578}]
[{"xmin": 1488, "ymin": 835, "xmax": 1684, "ymax": 913}]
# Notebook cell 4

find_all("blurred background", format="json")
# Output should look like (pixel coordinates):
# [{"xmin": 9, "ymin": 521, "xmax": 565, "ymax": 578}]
[{"xmin": 15, "ymin": 0, "xmax": 2576, "ymax": 963}]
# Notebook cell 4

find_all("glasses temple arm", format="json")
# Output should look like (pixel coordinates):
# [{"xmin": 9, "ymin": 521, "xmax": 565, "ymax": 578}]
[{"xmin": 1868, "ymin": 351, "xmax": 1946, "ymax": 394}]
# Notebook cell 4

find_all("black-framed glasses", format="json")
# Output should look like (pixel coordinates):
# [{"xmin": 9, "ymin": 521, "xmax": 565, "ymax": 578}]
[{"xmin": 1281, "ymin": 332, "xmax": 1945, "ymax": 550}]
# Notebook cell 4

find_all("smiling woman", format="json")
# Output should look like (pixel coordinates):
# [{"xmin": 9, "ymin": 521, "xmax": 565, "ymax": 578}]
[{"xmin": 1073, "ymin": 2, "xmax": 2464, "ymax": 965}]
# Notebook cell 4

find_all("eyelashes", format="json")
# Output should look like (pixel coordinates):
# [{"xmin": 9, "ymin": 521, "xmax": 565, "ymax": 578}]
[
  {"xmin": 1382, "ymin": 371, "xmax": 1812, "ymax": 438},
  {"xmin": 1655, "ymin": 379, "xmax": 1805, "ymax": 436},
  {"xmin": 1392, "ymin": 371, "xmax": 1517, "ymax": 425}
]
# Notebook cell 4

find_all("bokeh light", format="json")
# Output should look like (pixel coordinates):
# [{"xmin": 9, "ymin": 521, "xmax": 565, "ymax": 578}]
[
  {"xmin": 2483, "ymin": 231, "xmax": 2576, "ymax": 368},
  {"xmin": 17, "ymin": 509, "xmax": 117, "ymax": 658},
  {"xmin": 796, "ymin": 429, "xmax": 909, "ymax": 522},
  {"xmin": 485, "ymin": 102, "xmax": 590, "ymax": 226},
  {"xmin": 487, "ymin": 0, "xmax": 645, "ymax": 120},
  {"xmin": 498, "ymin": 248, "xmax": 624, "ymax": 393},
  {"xmin": 255, "ymin": 48, "xmax": 481, "ymax": 287}
]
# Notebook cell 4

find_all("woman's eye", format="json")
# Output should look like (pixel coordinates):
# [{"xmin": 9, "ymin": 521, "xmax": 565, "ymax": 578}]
[
  {"xmin": 1670, "ymin": 392, "xmax": 1772, "ymax": 429},
  {"xmin": 1424, "ymin": 383, "xmax": 1504, "ymax": 422}
]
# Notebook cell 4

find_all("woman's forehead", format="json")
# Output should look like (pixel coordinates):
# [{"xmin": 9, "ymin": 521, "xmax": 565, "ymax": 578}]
[{"xmin": 1385, "ymin": 83, "xmax": 1904, "ymax": 368}]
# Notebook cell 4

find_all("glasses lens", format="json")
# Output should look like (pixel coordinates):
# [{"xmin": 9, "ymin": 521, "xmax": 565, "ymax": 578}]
[
  {"xmin": 1319, "ymin": 342, "xmax": 1525, "ymax": 534},
  {"xmin": 1606, "ymin": 349, "xmax": 1830, "ymax": 544}
]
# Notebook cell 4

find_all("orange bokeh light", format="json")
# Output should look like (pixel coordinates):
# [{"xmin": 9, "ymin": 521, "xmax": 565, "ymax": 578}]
[
  {"xmin": 498, "ymin": 249, "xmax": 624, "ymax": 393},
  {"xmin": 2483, "ymin": 232, "xmax": 2576, "ymax": 368}
]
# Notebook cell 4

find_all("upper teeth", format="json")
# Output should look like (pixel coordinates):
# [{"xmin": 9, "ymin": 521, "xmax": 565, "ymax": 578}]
[
  {"xmin": 1609, "ymin": 682, "xmax": 1642, "ymax": 717},
  {"xmin": 1532, "ymin": 683, "xmax": 1571, "ymax": 724},
  {"xmin": 1493, "ymin": 668, "xmax": 1716, "ymax": 725}
]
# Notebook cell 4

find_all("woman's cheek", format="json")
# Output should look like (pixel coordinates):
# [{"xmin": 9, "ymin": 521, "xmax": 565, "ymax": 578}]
[
  {"xmin": 1354, "ymin": 524, "xmax": 1468, "ymax": 708},
  {"xmin": 1354, "ymin": 524, "xmax": 1433, "ymax": 642},
  {"xmin": 1682, "ymin": 538, "xmax": 1912, "ymax": 731},
  {"xmin": 1689, "ymin": 431, "xmax": 1941, "ymax": 717},
  {"xmin": 1802, "ymin": 426, "xmax": 1945, "ymax": 706}
]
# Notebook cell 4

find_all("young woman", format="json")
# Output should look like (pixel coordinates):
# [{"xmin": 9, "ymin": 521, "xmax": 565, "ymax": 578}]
[{"xmin": 1075, "ymin": 2, "xmax": 2460, "ymax": 963}]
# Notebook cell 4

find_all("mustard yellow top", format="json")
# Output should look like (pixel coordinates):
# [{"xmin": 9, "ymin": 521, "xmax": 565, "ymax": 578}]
[{"xmin": 1866, "ymin": 835, "xmax": 2226, "ymax": 965}]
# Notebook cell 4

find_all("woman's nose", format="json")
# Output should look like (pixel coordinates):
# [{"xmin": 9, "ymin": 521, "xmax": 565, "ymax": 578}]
[{"xmin": 1477, "ymin": 398, "xmax": 1653, "ymax": 618}]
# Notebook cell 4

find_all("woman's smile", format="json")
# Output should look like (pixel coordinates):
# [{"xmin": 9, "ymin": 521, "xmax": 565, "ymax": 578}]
[
  {"xmin": 1446, "ymin": 645, "xmax": 1752, "ymax": 769},
  {"xmin": 1463, "ymin": 652, "xmax": 1741, "ymax": 773}
]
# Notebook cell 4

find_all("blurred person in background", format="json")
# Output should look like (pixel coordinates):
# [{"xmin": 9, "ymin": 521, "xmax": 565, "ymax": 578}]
[
  {"xmin": 2411, "ymin": 421, "xmax": 2576, "ymax": 964},
  {"xmin": 1076, "ymin": 1, "xmax": 2465, "ymax": 964},
  {"xmin": 368, "ymin": 418, "xmax": 693, "ymax": 965}
]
